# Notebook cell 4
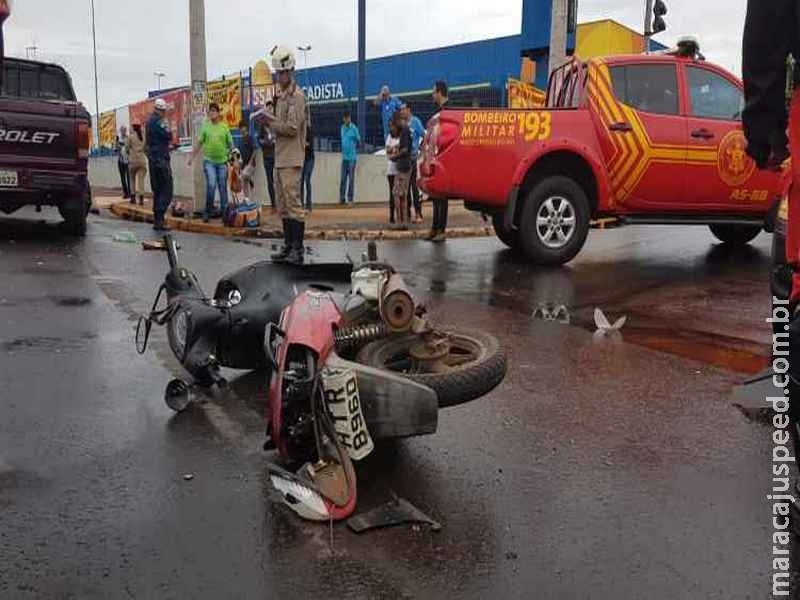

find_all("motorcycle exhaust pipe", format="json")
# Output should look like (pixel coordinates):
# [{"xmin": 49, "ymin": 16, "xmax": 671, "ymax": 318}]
[{"xmin": 380, "ymin": 273, "xmax": 415, "ymax": 332}]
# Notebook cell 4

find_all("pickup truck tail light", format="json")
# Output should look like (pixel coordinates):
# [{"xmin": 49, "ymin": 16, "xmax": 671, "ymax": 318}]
[{"xmin": 76, "ymin": 120, "xmax": 91, "ymax": 159}]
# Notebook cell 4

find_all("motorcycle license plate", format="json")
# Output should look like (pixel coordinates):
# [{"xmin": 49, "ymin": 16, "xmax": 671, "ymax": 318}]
[{"xmin": 322, "ymin": 367, "xmax": 374, "ymax": 461}]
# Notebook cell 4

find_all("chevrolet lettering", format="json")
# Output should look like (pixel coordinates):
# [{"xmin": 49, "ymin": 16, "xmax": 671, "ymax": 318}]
[{"xmin": 0, "ymin": 129, "xmax": 60, "ymax": 144}]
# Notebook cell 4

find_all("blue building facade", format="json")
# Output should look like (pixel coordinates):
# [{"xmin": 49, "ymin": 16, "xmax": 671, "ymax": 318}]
[
  {"xmin": 294, "ymin": 6, "xmax": 664, "ymax": 149},
  {"xmin": 295, "ymin": 35, "xmax": 531, "ymax": 149}
]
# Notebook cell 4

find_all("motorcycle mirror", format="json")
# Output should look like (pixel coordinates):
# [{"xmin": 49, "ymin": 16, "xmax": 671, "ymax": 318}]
[{"xmin": 165, "ymin": 378, "xmax": 192, "ymax": 412}]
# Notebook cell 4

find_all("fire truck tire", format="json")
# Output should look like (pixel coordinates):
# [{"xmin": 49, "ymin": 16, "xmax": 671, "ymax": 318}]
[
  {"xmin": 518, "ymin": 176, "xmax": 590, "ymax": 266},
  {"xmin": 708, "ymin": 224, "xmax": 762, "ymax": 245},
  {"xmin": 492, "ymin": 213, "xmax": 519, "ymax": 249},
  {"xmin": 356, "ymin": 330, "xmax": 506, "ymax": 408}
]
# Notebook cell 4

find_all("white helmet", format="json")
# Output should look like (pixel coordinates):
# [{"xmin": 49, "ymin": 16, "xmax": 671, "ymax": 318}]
[
  {"xmin": 270, "ymin": 45, "xmax": 296, "ymax": 72},
  {"xmin": 154, "ymin": 98, "xmax": 168, "ymax": 111}
]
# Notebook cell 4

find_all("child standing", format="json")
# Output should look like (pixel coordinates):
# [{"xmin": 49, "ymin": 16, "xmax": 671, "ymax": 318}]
[{"xmin": 385, "ymin": 122, "xmax": 400, "ymax": 224}]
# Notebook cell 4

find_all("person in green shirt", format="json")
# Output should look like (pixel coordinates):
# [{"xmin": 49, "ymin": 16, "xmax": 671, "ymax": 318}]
[{"xmin": 189, "ymin": 102, "xmax": 234, "ymax": 222}]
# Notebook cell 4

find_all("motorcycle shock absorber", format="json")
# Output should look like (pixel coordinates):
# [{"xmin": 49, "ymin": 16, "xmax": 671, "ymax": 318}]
[{"xmin": 333, "ymin": 322, "xmax": 388, "ymax": 351}]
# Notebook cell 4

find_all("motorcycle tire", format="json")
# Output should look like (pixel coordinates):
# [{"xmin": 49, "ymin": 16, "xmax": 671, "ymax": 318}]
[{"xmin": 355, "ymin": 329, "xmax": 506, "ymax": 408}]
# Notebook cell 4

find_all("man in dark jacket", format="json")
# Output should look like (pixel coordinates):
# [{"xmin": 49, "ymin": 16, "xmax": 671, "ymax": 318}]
[
  {"xmin": 257, "ymin": 99, "xmax": 277, "ymax": 209},
  {"xmin": 742, "ymin": 1, "xmax": 798, "ymax": 170},
  {"xmin": 743, "ymin": 1, "xmax": 800, "ymax": 468},
  {"xmin": 146, "ymin": 98, "xmax": 173, "ymax": 231},
  {"xmin": 425, "ymin": 80, "xmax": 451, "ymax": 243}
]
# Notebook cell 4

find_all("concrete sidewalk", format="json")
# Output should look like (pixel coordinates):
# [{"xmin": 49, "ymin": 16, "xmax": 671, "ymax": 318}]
[{"xmin": 101, "ymin": 194, "xmax": 495, "ymax": 240}]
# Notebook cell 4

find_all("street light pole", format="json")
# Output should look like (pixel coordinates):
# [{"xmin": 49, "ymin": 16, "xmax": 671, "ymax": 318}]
[
  {"xmin": 357, "ymin": 0, "xmax": 365, "ymax": 150},
  {"xmin": 189, "ymin": 0, "xmax": 207, "ymax": 217},
  {"xmin": 154, "ymin": 71, "xmax": 166, "ymax": 91},
  {"xmin": 90, "ymin": 0, "xmax": 100, "ymax": 148},
  {"xmin": 297, "ymin": 45, "xmax": 311, "ymax": 86},
  {"xmin": 644, "ymin": 0, "xmax": 654, "ymax": 53}
]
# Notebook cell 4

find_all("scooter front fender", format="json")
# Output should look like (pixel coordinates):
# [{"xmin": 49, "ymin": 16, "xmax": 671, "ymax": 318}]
[{"xmin": 326, "ymin": 354, "xmax": 438, "ymax": 439}]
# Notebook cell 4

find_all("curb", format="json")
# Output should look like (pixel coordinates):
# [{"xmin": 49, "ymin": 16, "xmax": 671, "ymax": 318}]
[{"xmin": 108, "ymin": 202, "xmax": 495, "ymax": 241}]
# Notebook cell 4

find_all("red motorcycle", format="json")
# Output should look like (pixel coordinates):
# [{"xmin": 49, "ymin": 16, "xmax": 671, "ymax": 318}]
[{"xmin": 264, "ymin": 256, "xmax": 506, "ymax": 522}]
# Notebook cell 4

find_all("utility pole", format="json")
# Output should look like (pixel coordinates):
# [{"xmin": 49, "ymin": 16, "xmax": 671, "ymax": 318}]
[
  {"xmin": 548, "ymin": 0, "xmax": 568, "ymax": 75},
  {"xmin": 90, "ymin": 0, "xmax": 100, "ymax": 148},
  {"xmin": 357, "ymin": 0, "xmax": 366, "ymax": 150},
  {"xmin": 189, "ymin": 0, "xmax": 207, "ymax": 217},
  {"xmin": 644, "ymin": 0, "xmax": 653, "ymax": 53}
]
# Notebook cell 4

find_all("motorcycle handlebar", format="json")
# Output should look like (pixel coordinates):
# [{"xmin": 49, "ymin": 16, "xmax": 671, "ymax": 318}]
[{"xmin": 164, "ymin": 234, "xmax": 179, "ymax": 273}]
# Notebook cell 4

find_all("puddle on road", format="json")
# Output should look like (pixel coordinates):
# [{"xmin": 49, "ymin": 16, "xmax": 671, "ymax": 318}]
[
  {"xmin": 2, "ymin": 333, "xmax": 98, "ymax": 353},
  {"xmin": 563, "ymin": 312, "xmax": 771, "ymax": 374},
  {"xmin": 50, "ymin": 295, "xmax": 92, "ymax": 307}
]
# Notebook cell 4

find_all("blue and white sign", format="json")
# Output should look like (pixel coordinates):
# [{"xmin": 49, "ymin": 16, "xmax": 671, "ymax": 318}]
[{"xmin": 302, "ymin": 82, "xmax": 345, "ymax": 102}]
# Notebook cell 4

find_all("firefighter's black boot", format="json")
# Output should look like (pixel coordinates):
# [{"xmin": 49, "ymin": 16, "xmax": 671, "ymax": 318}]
[
  {"xmin": 271, "ymin": 219, "xmax": 292, "ymax": 262},
  {"xmin": 286, "ymin": 220, "xmax": 305, "ymax": 265}
]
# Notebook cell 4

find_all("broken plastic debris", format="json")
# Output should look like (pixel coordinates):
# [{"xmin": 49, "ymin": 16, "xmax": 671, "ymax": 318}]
[
  {"xmin": 347, "ymin": 496, "xmax": 442, "ymax": 533},
  {"xmin": 113, "ymin": 231, "xmax": 138, "ymax": 243},
  {"xmin": 594, "ymin": 308, "xmax": 627, "ymax": 334}
]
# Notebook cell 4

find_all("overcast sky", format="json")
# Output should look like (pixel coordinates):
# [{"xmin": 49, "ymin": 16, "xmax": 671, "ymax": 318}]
[{"xmin": 5, "ymin": 0, "xmax": 746, "ymax": 113}]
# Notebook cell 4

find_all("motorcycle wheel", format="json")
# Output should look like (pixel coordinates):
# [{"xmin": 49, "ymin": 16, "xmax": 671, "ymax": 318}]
[{"xmin": 355, "ymin": 329, "xmax": 506, "ymax": 408}]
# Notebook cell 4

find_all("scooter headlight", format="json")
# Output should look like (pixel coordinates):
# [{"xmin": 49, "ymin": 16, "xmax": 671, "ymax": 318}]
[{"xmin": 168, "ymin": 307, "xmax": 192, "ymax": 361}]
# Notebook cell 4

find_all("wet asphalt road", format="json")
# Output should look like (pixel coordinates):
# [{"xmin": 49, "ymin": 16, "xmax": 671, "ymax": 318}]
[{"xmin": 0, "ymin": 208, "xmax": 776, "ymax": 599}]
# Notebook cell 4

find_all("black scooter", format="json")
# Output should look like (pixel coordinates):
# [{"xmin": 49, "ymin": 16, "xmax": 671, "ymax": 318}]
[{"xmin": 136, "ymin": 235, "xmax": 353, "ymax": 388}]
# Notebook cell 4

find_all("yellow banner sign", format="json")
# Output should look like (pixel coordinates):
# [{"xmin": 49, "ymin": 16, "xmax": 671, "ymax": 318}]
[
  {"xmin": 98, "ymin": 110, "xmax": 117, "ymax": 149},
  {"xmin": 507, "ymin": 78, "xmax": 546, "ymax": 109},
  {"xmin": 207, "ymin": 77, "xmax": 242, "ymax": 129}
]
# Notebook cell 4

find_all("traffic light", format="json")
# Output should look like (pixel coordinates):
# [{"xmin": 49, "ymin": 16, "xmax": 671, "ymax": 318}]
[
  {"xmin": 567, "ymin": 0, "xmax": 578, "ymax": 34},
  {"xmin": 652, "ymin": 0, "xmax": 667, "ymax": 34}
]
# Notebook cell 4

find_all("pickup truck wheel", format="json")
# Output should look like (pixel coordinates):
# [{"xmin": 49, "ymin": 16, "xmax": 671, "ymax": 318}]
[
  {"xmin": 60, "ymin": 207, "xmax": 87, "ymax": 236},
  {"xmin": 518, "ymin": 176, "xmax": 590, "ymax": 266},
  {"xmin": 59, "ymin": 185, "xmax": 91, "ymax": 236},
  {"xmin": 708, "ymin": 224, "xmax": 762, "ymax": 245},
  {"xmin": 492, "ymin": 214, "xmax": 519, "ymax": 249}
]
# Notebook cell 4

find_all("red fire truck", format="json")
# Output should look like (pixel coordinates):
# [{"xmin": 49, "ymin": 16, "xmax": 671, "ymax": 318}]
[{"xmin": 418, "ymin": 48, "xmax": 782, "ymax": 265}]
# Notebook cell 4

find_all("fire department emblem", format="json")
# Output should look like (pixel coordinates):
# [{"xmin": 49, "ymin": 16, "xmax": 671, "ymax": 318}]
[{"xmin": 717, "ymin": 130, "xmax": 755, "ymax": 187}]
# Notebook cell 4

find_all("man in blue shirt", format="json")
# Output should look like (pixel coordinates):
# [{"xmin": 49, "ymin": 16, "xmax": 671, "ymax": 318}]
[
  {"xmin": 379, "ymin": 85, "xmax": 402, "ymax": 142},
  {"xmin": 339, "ymin": 111, "xmax": 361, "ymax": 205},
  {"xmin": 403, "ymin": 103, "xmax": 425, "ymax": 222},
  {"xmin": 145, "ymin": 98, "xmax": 173, "ymax": 231}
]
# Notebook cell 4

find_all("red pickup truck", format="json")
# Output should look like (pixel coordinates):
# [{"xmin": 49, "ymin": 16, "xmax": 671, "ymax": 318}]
[{"xmin": 418, "ymin": 52, "xmax": 782, "ymax": 265}]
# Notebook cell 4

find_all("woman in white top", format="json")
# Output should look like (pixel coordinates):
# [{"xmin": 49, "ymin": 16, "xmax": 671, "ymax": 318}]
[{"xmin": 385, "ymin": 123, "xmax": 400, "ymax": 224}]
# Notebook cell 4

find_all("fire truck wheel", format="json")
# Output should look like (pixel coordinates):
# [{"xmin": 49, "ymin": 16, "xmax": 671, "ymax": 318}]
[
  {"xmin": 708, "ymin": 224, "xmax": 762, "ymax": 245},
  {"xmin": 492, "ymin": 213, "xmax": 519, "ymax": 249},
  {"xmin": 518, "ymin": 176, "xmax": 590, "ymax": 266}
]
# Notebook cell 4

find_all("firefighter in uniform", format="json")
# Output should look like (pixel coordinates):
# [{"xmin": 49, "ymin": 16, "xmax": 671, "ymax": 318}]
[{"xmin": 265, "ymin": 46, "xmax": 308, "ymax": 264}]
